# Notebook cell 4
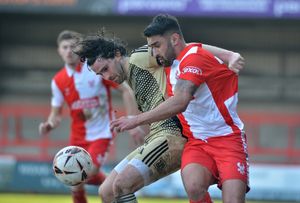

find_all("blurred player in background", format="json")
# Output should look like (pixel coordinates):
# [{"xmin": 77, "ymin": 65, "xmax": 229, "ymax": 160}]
[
  {"xmin": 38, "ymin": 30, "xmax": 137, "ymax": 203},
  {"xmin": 111, "ymin": 14, "xmax": 249, "ymax": 203},
  {"xmin": 74, "ymin": 30, "xmax": 244, "ymax": 203}
]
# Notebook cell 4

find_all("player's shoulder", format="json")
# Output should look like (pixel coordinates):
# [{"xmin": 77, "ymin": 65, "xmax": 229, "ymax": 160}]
[
  {"xmin": 185, "ymin": 43, "xmax": 213, "ymax": 59},
  {"xmin": 53, "ymin": 66, "xmax": 68, "ymax": 81},
  {"xmin": 129, "ymin": 45, "xmax": 159, "ymax": 69},
  {"xmin": 129, "ymin": 45, "xmax": 150, "ymax": 67},
  {"xmin": 131, "ymin": 45, "xmax": 149, "ymax": 55}
]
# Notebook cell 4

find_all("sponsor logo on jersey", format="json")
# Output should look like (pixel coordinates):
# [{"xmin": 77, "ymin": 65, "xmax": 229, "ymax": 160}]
[
  {"xmin": 182, "ymin": 66, "xmax": 202, "ymax": 75},
  {"xmin": 237, "ymin": 162, "xmax": 245, "ymax": 175},
  {"xmin": 71, "ymin": 97, "xmax": 100, "ymax": 110}
]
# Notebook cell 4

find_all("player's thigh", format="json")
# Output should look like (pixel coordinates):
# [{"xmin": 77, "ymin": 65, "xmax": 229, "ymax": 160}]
[
  {"xmin": 114, "ymin": 134, "xmax": 186, "ymax": 186},
  {"xmin": 210, "ymin": 133, "xmax": 249, "ymax": 190},
  {"xmin": 112, "ymin": 146, "xmax": 146, "ymax": 191},
  {"xmin": 181, "ymin": 138, "xmax": 218, "ymax": 181},
  {"xmin": 137, "ymin": 134, "xmax": 186, "ymax": 184}
]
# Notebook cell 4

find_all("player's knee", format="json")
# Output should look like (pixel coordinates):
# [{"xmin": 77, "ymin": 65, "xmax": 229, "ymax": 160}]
[
  {"xmin": 113, "ymin": 175, "xmax": 134, "ymax": 195},
  {"xmin": 113, "ymin": 176, "xmax": 126, "ymax": 193},
  {"xmin": 222, "ymin": 191, "xmax": 245, "ymax": 203},
  {"xmin": 185, "ymin": 183, "xmax": 207, "ymax": 201},
  {"xmin": 99, "ymin": 183, "xmax": 113, "ymax": 203},
  {"xmin": 223, "ymin": 195, "xmax": 243, "ymax": 203}
]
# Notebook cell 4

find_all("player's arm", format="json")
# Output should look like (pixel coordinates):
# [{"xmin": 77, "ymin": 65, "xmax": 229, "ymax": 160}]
[
  {"xmin": 202, "ymin": 44, "xmax": 245, "ymax": 74},
  {"xmin": 116, "ymin": 81, "xmax": 140, "ymax": 115},
  {"xmin": 116, "ymin": 81, "xmax": 150, "ymax": 144},
  {"xmin": 39, "ymin": 79, "xmax": 63, "ymax": 136},
  {"xmin": 110, "ymin": 78, "xmax": 194, "ymax": 132},
  {"xmin": 39, "ymin": 106, "xmax": 62, "ymax": 136},
  {"xmin": 137, "ymin": 79, "xmax": 193, "ymax": 124}
]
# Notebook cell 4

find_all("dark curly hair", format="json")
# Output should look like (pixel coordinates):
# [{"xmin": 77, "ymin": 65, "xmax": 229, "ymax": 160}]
[{"xmin": 73, "ymin": 29, "xmax": 127, "ymax": 66}]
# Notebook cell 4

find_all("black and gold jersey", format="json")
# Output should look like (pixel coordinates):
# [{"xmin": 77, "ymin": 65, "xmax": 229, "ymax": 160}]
[{"xmin": 128, "ymin": 45, "xmax": 182, "ymax": 139}]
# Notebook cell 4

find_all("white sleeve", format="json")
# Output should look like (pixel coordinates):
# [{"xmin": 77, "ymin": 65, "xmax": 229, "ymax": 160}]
[{"xmin": 51, "ymin": 79, "xmax": 64, "ymax": 107}]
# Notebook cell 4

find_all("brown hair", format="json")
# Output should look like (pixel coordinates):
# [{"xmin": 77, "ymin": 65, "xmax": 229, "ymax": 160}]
[{"xmin": 56, "ymin": 30, "xmax": 82, "ymax": 45}]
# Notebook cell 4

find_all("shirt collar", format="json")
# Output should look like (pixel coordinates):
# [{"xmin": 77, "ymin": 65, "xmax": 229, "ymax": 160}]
[
  {"xmin": 177, "ymin": 43, "xmax": 202, "ymax": 61},
  {"xmin": 65, "ymin": 63, "xmax": 83, "ymax": 77}
]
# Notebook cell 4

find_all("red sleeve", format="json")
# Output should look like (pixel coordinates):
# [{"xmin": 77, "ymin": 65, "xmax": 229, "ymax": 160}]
[
  {"xmin": 179, "ymin": 53, "xmax": 207, "ymax": 86},
  {"xmin": 102, "ymin": 78, "xmax": 119, "ymax": 89}
]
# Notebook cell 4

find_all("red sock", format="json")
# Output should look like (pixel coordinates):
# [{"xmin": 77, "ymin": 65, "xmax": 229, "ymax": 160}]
[
  {"xmin": 86, "ymin": 172, "xmax": 106, "ymax": 185},
  {"xmin": 72, "ymin": 189, "xmax": 87, "ymax": 203},
  {"xmin": 190, "ymin": 192, "xmax": 213, "ymax": 203}
]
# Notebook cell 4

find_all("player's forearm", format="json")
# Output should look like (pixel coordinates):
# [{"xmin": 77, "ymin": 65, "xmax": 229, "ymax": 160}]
[
  {"xmin": 136, "ymin": 95, "xmax": 188, "ymax": 126},
  {"xmin": 47, "ymin": 107, "xmax": 62, "ymax": 128},
  {"xmin": 202, "ymin": 44, "xmax": 234, "ymax": 64}
]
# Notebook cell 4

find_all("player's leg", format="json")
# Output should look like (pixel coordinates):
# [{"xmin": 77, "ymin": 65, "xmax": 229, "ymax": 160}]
[
  {"xmin": 86, "ymin": 138, "xmax": 111, "ymax": 185},
  {"xmin": 99, "ymin": 146, "xmax": 143, "ymax": 203},
  {"xmin": 99, "ymin": 169, "xmax": 118, "ymax": 203},
  {"xmin": 181, "ymin": 163, "xmax": 214, "ymax": 203},
  {"xmin": 70, "ymin": 139, "xmax": 111, "ymax": 203},
  {"xmin": 213, "ymin": 132, "xmax": 249, "ymax": 203},
  {"xmin": 71, "ymin": 183, "xmax": 87, "ymax": 203},
  {"xmin": 113, "ymin": 134, "xmax": 186, "ymax": 202},
  {"xmin": 181, "ymin": 139, "xmax": 217, "ymax": 203},
  {"xmin": 222, "ymin": 179, "xmax": 247, "ymax": 203}
]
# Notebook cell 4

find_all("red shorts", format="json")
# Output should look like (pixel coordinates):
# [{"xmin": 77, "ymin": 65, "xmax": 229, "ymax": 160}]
[
  {"xmin": 70, "ymin": 138, "xmax": 111, "ymax": 168},
  {"xmin": 181, "ymin": 133, "xmax": 250, "ymax": 191}
]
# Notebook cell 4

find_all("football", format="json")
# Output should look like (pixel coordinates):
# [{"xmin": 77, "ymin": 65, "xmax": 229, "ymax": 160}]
[{"xmin": 53, "ymin": 146, "xmax": 93, "ymax": 186}]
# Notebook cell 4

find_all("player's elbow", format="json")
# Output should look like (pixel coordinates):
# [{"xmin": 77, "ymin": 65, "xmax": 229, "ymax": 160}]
[
  {"xmin": 175, "ymin": 97, "xmax": 190, "ymax": 113},
  {"xmin": 171, "ymin": 90, "xmax": 193, "ymax": 114}
]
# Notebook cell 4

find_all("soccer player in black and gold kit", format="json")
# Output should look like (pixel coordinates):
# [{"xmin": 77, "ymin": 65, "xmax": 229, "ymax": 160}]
[{"xmin": 74, "ymin": 34, "xmax": 244, "ymax": 203}]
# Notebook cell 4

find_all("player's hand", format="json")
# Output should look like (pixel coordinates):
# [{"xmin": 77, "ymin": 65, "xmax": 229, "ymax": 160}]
[
  {"xmin": 110, "ymin": 115, "xmax": 139, "ymax": 133},
  {"xmin": 38, "ymin": 121, "xmax": 53, "ymax": 136},
  {"xmin": 228, "ymin": 52, "xmax": 245, "ymax": 74},
  {"xmin": 128, "ymin": 127, "xmax": 145, "ymax": 146}
]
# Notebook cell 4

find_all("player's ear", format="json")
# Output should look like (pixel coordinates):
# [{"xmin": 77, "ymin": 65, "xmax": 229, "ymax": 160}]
[{"xmin": 170, "ymin": 33, "xmax": 180, "ymax": 46}]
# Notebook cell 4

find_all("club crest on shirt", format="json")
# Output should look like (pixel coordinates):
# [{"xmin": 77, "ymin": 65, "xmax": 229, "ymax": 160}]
[
  {"xmin": 88, "ymin": 80, "xmax": 95, "ymax": 88},
  {"xmin": 182, "ymin": 66, "xmax": 202, "ymax": 75},
  {"xmin": 237, "ymin": 162, "xmax": 245, "ymax": 175}
]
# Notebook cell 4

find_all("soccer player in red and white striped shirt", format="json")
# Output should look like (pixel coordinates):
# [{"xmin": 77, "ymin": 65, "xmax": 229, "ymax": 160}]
[
  {"xmin": 39, "ymin": 30, "xmax": 137, "ymax": 203},
  {"xmin": 111, "ymin": 14, "xmax": 249, "ymax": 203}
]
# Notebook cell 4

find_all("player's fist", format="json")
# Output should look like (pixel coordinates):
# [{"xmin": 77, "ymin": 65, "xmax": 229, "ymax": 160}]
[
  {"xmin": 228, "ymin": 52, "xmax": 245, "ymax": 74},
  {"xmin": 38, "ymin": 121, "xmax": 53, "ymax": 136}
]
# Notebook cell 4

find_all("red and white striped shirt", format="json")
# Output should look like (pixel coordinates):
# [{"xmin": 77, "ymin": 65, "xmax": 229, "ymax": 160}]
[
  {"xmin": 165, "ymin": 43, "xmax": 244, "ymax": 140},
  {"xmin": 51, "ymin": 63, "xmax": 117, "ymax": 143}
]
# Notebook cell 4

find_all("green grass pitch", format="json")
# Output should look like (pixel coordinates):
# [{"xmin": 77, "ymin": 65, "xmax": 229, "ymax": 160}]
[{"xmin": 0, "ymin": 193, "xmax": 286, "ymax": 203}]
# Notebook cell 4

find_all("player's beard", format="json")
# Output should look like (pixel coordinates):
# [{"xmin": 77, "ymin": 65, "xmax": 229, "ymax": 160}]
[
  {"xmin": 159, "ymin": 41, "xmax": 176, "ymax": 67},
  {"xmin": 115, "ymin": 60, "xmax": 127, "ymax": 84}
]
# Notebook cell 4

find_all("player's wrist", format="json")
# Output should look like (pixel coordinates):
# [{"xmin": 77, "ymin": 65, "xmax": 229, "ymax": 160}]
[{"xmin": 46, "ymin": 121, "xmax": 55, "ymax": 131}]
